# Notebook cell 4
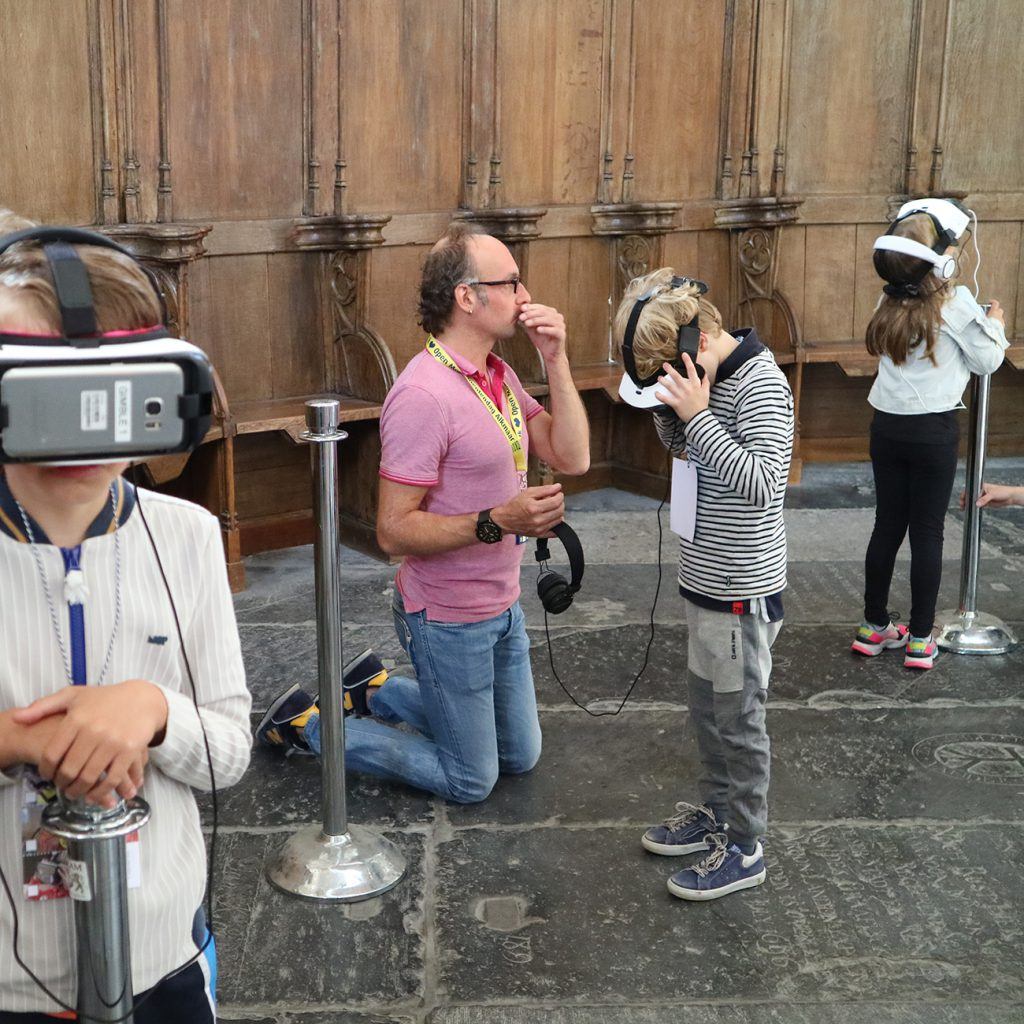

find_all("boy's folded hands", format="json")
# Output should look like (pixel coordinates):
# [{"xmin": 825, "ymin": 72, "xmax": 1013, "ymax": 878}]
[{"xmin": 9, "ymin": 679, "xmax": 169, "ymax": 808}]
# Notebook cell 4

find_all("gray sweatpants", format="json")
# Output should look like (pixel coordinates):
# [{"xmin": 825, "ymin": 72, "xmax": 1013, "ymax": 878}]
[{"xmin": 683, "ymin": 599, "xmax": 782, "ymax": 846}]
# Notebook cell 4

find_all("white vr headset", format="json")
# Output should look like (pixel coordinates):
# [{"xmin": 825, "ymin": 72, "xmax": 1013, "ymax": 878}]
[{"xmin": 873, "ymin": 197, "xmax": 970, "ymax": 281}]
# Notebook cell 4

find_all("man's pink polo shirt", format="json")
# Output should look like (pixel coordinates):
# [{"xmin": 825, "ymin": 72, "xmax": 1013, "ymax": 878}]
[{"xmin": 379, "ymin": 339, "xmax": 544, "ymax": 623}]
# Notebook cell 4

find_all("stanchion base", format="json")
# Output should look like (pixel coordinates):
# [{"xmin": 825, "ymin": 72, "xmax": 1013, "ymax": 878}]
[
  {"xmin": 936, "ymin": 610, "xmax": 1018, "ymax": 655},
  {"xmin": 266, "ymin": 824, "xmax": 406, "ymax": 902}
]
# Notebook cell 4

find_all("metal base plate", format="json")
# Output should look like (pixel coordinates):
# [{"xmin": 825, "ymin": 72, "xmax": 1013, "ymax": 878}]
[
  {"xmin": 936, "ymin": 610, "xmax": 1018, "ymax": 655},
  {"xmin": 266, "ymin": 824, "xmax": 407, "ymax": 902}
]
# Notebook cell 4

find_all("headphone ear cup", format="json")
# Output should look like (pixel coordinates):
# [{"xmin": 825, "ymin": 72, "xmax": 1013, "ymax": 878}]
[
  {"xmin": 537, "ymin": 568, "xmax": 574, "ymax": 614},
  {"xmin": 932, "ymin": 255, "xmax": 956, "ymax": 280}
]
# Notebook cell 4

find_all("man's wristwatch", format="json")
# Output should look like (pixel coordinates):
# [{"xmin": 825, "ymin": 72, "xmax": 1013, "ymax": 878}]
[{"xmin": 475, "ymin": 509, "xmax": 504, "ymax": 544}]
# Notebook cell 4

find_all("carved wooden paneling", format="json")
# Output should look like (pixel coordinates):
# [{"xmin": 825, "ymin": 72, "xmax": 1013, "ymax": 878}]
[
  {"xmin": 528, "ymin": 236, "xmax": 611, "ymax": 366},
  {"xmin": 941, "ymin": 0, "xmax": 1024, "ymax": 194},
  {"xmin": 629, "ymin": 0, "xmax": 727, "ymax": 201},
  {"xmin": 3, "ymin": 0, "xmax": 1023, "ymax": 560},
  {"xmin": 164, "ymin": 0, "xmax": 305, "ymax": 220},
  {"xmin": 496, "ymin": 0, "xmax": 606, "ymax": 207},
  {"xmin": 802, "ymin": 225, "xmax": 857, "ymax": 342},
  {"xmin": 0, "ymin": 0, "xmax": 97, "ymax": 223},
  {"xmin": 784, "ymin": 0, "xmax": 915, "ymax": 196},
  {"xmin": 342, "ymin": 0, "xmax": 463, "ymax": 215}
]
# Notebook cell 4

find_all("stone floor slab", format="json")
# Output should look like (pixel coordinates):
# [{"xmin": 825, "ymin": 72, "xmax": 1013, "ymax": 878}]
[
  {"xmin": 200, "ymin": 725, "xmax": 434, "ymax": 829},
  {"xmin": 214, "ymin": 831, "xmax": 425, "ymax": 1008},
  {"xmin": 517, "ymin": 558, "xmax": 1024, "ymax": 629},
  {"xmin": 434, "ymin": 825, "xmax": 1024, "ymax": 1004},
  {"xmin": 241, "ymin": 623, "xmax": 407, "ymax": 711},
  {"xmin": 445, "ymin": 707, "xmax": 1024, "ymax": 827},
  {"xmin": 428, "ymin": 1004, "xmax": 1024, "ymax": 1024},
  {"xmin": 222, "ymin": 1014, "xmax": 414, "ymax": 1023},
  {"xmin": 527, "ymin": 623, "xmax": 1024, "ymax": 709}
]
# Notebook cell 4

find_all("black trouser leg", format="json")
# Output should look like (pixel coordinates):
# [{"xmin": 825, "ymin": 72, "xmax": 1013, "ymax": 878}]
[
  {"xmin": 906, "ymin": 437, "xmax": 960, "ymax": 637},
  {"xmin": 864, "ymin": 433, "xmax": 911, "ymax": 627}
]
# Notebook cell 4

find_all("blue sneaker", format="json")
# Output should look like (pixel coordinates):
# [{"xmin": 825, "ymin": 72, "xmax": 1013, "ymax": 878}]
[
  {"xmin": 256, "ymin": 684, "xmax": 318, "ymax": 757},
  {"xmin": 667, "ymin": 833, "xmax": 766, "ymax": 901},
  {"xmin": 641, "ymin": 802, "xmax": 721, "ymax": 856}
]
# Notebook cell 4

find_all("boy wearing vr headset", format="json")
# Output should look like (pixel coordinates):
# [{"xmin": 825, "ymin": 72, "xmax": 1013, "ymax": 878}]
[
  {"xmin": 613, "ymin": 269, "xmax": 794, "ymax": 901},
  {"xmin": 853, "ymin": 197, "xmax": 1007, "ymax": 669},
  {"xmin": 0, "ymin": 212, "xmax": 251, "ymax": 1021}
]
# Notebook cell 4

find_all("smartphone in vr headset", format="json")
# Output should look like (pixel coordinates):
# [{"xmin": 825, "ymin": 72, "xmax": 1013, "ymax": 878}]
[{"xmin": 3, "ymin": 361, "xmax": 194, "ymax": 460}]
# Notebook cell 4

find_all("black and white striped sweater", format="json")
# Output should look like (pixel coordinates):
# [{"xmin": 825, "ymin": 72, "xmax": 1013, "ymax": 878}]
[{"xmin": 654, "ymin": 328, "xmax": 794, "ymax": 601}]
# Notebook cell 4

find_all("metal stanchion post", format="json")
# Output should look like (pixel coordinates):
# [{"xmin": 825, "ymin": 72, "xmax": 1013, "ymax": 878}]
[
  {"xmin": 43, "ymin": 795, "xmax": 151, "ymax": 1023},
  {"xmin": 267, "ymin": 399, "xmax": 406, "ymax": 901},
  {"xmin": 936, "ymin": 373, "xmax": 1018, "ymax": 654}
]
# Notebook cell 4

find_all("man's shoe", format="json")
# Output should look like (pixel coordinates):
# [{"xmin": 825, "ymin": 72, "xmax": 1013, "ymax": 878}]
[
  {"xmin": 256, "ymin": 684, "xmax": 318, "ymax": 757},
  {"xmin": 851, "ymin": 621, "xmax": 909, "ymax": 656},
  {"xmin": 641, "ymin": 802, "xmax": 721, "ymax": 856},
  {"xmin": 667, "ymin": 833, "xmax": 766, "ymax": 901},
  {"xmin": 904, "ymin": 635, "xmax": 937, "ymax": 670},
  {"xmin": 342, "ymin": 648, "xmax": 389, "ymax": 716}
]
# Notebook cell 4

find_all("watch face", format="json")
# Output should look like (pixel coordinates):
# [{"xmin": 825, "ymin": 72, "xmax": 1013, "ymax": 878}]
[{"xmin": 476, "ymin": 519, "xmax": 503, "ymax": 544}]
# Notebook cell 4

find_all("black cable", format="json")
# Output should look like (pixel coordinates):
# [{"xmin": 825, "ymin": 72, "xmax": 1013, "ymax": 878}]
[
  {"xmin": 543, "ymin": 413, "xmax": 685, "ymax": 716},
  {"xmin": 0, "ymin": 479, "xmax": 219, "ymax": 1022}
]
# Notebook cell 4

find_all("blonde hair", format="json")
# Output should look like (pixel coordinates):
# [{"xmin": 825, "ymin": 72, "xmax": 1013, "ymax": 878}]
[
  {"xmin": 613, "ymin": 268, "xmax": 723, "ymax": 379},
  {"xmin": 0, "ymin": 209, "xmax": 161, "ymax": 333},
  {"xmin": 866, "ymin": 213, "xmax": 952, "ymax": 367}
]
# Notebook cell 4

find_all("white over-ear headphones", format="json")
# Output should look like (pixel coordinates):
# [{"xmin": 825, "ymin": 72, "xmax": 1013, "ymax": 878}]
[{"xmin": 873, "ymin": 197, "xmax": 970, "ymax": 282}]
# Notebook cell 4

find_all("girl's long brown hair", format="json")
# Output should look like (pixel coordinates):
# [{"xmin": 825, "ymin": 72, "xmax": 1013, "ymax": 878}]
[{"xmin": 865, "ymin": 213, "xmax": 951, "ymax": 367}]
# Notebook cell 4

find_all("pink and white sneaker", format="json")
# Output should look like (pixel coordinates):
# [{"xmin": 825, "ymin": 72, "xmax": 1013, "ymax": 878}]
[
  {"xmin": 904, "ymin": 635, "xmax": 937, "ymax": 670},
  {"xmin": 851, "ymin": 621, "xmax": 910, "ymax": 657}
]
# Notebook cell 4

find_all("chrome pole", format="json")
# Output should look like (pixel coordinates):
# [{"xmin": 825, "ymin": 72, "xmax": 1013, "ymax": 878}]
[
  {"xmin": 266, "ymin": 399, "xmax": 406, "ymax": 901},
  {"xmin": 936, "ymin": 373, "xmax": 1018, "ymax": 654},
  {"xmin": 43, "ymin": 796, "xmax": 151, "ymax": 1023}
]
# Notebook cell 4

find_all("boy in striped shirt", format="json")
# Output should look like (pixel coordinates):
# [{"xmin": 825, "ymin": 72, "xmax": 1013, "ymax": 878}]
[{"xmin": 613, "ymin": 270, "xmax": 794, "ymax": 901}]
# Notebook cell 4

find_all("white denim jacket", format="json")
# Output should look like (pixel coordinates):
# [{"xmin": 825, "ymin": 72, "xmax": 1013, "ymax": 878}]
[{"xmin": 868, "ymin": 286, "xmax": 1009, "ymax": 415}]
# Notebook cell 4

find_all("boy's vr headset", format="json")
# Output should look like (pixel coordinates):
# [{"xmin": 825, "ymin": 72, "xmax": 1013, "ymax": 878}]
[
  {"xmin": 873, "ymin": 197, "xmax": 970, "ymax": 283},
  {"xmin": 618, "ymin": 276, "xmax": 708, "ymax": 410},
  {"xmin": 0, "ymin": 226, "xmax": 213, "ymax": 463}
]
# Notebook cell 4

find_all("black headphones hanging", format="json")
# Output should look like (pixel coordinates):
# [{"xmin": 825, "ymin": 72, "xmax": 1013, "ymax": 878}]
[{"xmin": 535, "ymin": 521, "xmax": 585, "ymax": 614}]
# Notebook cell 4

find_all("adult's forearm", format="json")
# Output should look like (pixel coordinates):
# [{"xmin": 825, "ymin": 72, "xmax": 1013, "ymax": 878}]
[
  {"xmin": 544, "ymin": 357, "xmax": 591, "ymax": 475},
  {"xmin": 379, "ymin": 509, "xmax": 480, "ymax": 557}
]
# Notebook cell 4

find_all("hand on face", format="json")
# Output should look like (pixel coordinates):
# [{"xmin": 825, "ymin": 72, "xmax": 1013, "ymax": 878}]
[
  {"xmin": 654, "ymin": 354, "xmax": 710, "ymax": 422},
  {"xmin": 11, "ymin": 679, "xmax": 168, "ymax": 808},
  {"xmin": 518, "ymin": 303, "xmax": 566, "ymax": 363}
]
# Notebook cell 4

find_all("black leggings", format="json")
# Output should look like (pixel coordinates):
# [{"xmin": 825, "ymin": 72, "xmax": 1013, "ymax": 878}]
[{"xmin": 863, "ymin": 430, "xmax": 959, "ymax": 638}]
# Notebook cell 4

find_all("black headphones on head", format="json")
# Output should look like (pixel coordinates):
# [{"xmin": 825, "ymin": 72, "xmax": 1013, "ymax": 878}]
[
  {"xmin": 535, "ymin": 521, "xmax": 585, "ymax": 614},
  {"xmin": 621, "ymin": 275, "xmax": 709, "ymax": 390}
]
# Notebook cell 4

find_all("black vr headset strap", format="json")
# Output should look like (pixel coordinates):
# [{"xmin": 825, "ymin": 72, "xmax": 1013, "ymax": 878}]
[
  {"xmin": 43, "ymin": 241, "xmax": 99, "ymax": 341},
  {"xmin": 535, "ymin": 520, "xmax": 585, "ymax": 593}
]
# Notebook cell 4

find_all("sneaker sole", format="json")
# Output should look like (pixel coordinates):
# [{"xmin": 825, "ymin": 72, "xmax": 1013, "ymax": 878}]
[
  {"xmin": 256, "ymin": 684, "xmax": 310, "ymax": 752},
  {"xmin": 344, "ymin": 648, "xmax": 382, "ymax": 687},
  {"xmin": 641, "ymin": 835, "xmax": 712, "ymax": 856},
  {"xmin": 904, "ymin": 657, "xmax": 935, "ymax": 670},
  {"xmin": 851, "ymin": 638, "xmax": 907, "ymax": 656},
  {"xmin": 667, "ymin": 869, "xmax": 766, "ymax": 901}
]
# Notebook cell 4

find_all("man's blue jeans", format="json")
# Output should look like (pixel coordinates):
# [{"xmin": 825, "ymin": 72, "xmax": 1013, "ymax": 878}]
[{"xmin": 304, "ymin": 594, "xmax": 542, "ymax": 803}]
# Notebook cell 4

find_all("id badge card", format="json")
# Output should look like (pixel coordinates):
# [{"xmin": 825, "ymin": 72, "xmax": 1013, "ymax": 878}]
[
  {"xmin": 20, "ymin": 771, "xmax": 142, "ymax": 901},
  {"xmin": 670, "ymin": 457, "xmax": 698, "ymax": 542},
  {"xmin": 21, "ymin": 771, "xmax": 69, "ymax": 901},
  {"xmin": 516, "ymin": 470, "xmax": 529, "ymax": 545}
]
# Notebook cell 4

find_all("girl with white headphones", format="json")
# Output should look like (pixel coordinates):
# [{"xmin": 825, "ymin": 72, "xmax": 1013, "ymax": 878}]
[{"xmin": 852, "ymin": 198, "xmax": 1009, "ymax": 669}]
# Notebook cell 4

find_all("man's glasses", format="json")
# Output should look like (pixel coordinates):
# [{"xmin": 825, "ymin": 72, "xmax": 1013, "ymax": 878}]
[{"xmin": 464, "ymin": 275, "xmax": 523, "ymax": 294}]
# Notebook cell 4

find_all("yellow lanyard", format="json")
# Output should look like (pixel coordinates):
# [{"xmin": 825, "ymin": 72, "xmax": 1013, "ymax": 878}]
[{"xmin": 426, "ymin": 335, "xmax": 527, "ymax": 473}]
